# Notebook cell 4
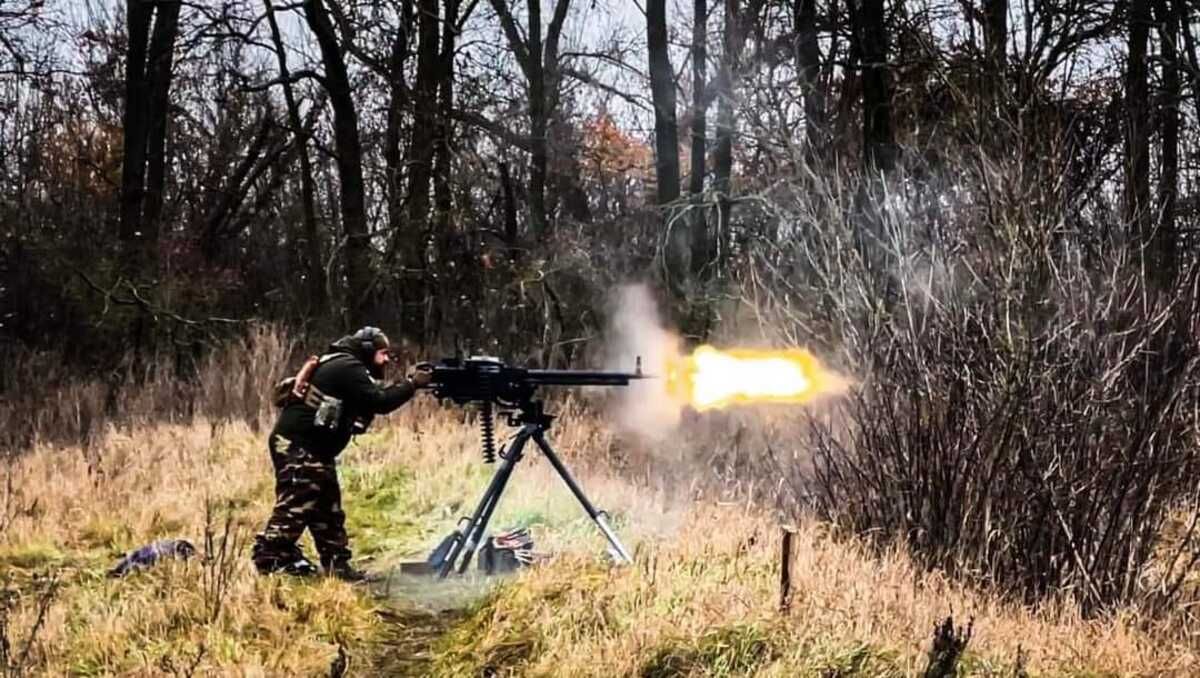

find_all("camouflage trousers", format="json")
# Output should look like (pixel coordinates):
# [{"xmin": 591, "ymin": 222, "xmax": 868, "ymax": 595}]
[{"xmin": 252, "ymin": 434, "xmax": 351, "ymax": 572}]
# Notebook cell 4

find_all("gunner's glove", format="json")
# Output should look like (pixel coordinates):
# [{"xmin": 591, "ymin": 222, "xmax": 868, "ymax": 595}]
[{"xmin": 408, "ymin": 363, "xmax": 434, "ymax": 388}]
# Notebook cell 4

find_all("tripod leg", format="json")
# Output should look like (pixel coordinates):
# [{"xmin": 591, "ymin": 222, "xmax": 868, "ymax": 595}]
[
  {"xmin": 532, "ymin": 432, "xmax": 634, "ymax": 564},
  {"xmin": 437, "ymin": 428, "xmax": 532, "ymax": 578}
]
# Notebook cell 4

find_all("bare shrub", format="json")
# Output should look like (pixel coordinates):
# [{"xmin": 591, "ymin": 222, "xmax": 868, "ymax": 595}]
[
  {"xmin": 0, "ymin": 574, "xmax": 59, "ymax": 677},
  {"xmin": 199, "ymin": 501, "xmax": 248, "ymax": 624},
  {"xmin": 745, "ymin": 152, "xmax": 1200, "ymax": 614},
  {"xmin": 0, "ymin": 345, "xmax": 109, "ymax": 451},
  {"xmin": 195, "ymin": 323, "xmax": 300, "ymax": 428}
]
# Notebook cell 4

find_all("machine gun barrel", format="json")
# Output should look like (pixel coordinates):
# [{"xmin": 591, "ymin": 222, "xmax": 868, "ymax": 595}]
[{"xmin": 525, "ymin": 369, "xmax": 641, "ymax": 386}]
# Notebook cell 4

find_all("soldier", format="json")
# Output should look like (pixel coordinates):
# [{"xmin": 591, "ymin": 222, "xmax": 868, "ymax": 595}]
[{"xmin": 251, "ymin": 326, "xmax": 432, "ymax": 581}]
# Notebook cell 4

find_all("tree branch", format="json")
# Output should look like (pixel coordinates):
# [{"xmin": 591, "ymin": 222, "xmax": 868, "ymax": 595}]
[
  {"xmin": 562, "ymin": 66, "xmax": 651, "ymax": 111},
  {"xmin": 488, "ymin": 0, "xmax": 532, "ymax": 78},
  {"xmin": 238, "ymin": 69, "xmax": 327, "ymax": 92},
  {"xmin": 451, "ymin": 108, "xmax": 534, "ymax": 151},
  {"xmin": 75, "ymin": 270, "xmax": 254, "ymax": 326}
]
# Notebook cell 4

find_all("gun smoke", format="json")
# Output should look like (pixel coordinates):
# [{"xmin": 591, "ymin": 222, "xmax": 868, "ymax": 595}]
[{"xmin": 603, "ymin": 283, "xmax": 685, "ymax": 440}]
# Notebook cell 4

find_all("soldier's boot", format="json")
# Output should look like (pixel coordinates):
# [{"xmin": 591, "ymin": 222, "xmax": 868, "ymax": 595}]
[
  {"xmin": 252, "ymin": 535, "xmax": 318, "ymax": 577},
  {"xmin": 322, "ymin": 556, "xmax": 375, "ymax": 583}
]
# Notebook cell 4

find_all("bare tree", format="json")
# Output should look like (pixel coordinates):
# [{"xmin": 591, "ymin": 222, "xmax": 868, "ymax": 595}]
[
  {"xmin": 118, "ymin": 0, "xmax": 181, "ymax": 274},
  {"xmin": 647, "ymin": 0, "xmax": 682, "ymax": 250},
  {"xmin": 303, "ymin": 0, "xmax": 371, "ymax": 325},
  {"xmin": 713, "ymin": 0, "xmax": 741, "ymax": 231},
  {"xmin": 795, "ymin": 0, "xmax": 824, "ymax": 158},
  {"xmin": 1154, "ymin": 0, "xmax": 1180, "ymax": 287},
  {"xmin": 1124, "ymin": 0, "xmax": 1151, "ymax": 259},
  {"xmin": 850, "ymin": 0, "xmax": 893, "ymax": 171},
  {"xmin": 689, "ymin": 0, "xmax": 710, "ymax": 277},
  {"xmin": 489, "ymin": 0, "xmax": 573, "ymax": 239},
  {"xmin": 264, "ymin": 0, "xmax": 326, "ymax": 314}
]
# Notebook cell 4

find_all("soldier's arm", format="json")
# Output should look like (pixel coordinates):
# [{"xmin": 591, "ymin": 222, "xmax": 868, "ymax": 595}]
[{"xmin": 341, "ymin": 365, "xmax": 416, "ymax": 415}]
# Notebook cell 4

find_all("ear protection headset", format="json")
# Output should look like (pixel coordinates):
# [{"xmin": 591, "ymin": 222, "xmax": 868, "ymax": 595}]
[{"xmin": 353, "ymin": 326, "xmax": 386, "ymax": 356}]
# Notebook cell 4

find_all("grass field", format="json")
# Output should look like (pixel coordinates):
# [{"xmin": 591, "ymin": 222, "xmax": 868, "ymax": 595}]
[{"xmin": 1, "ymin": 398, "xmax": 1197, "ymax": 676}]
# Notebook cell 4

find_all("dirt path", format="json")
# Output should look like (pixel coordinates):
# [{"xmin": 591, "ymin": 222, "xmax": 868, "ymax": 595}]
[
  {"xmin": 355, "ymin": 569, "xmax": 506, "ymax": 676},
  {"xmin": 364, "ymin": 605, "xmax": 467, "ymax": 677}
]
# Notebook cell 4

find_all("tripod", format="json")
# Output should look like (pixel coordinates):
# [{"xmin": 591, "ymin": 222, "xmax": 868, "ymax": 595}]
[{"xmin": 435, "ymin": 398, "xmax": 634, "ymax": 578}]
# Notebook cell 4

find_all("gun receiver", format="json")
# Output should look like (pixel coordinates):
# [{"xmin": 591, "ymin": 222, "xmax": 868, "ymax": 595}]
[{"xmin": 420, "ymin": 355, "xmax": 646, "ymax": 408}]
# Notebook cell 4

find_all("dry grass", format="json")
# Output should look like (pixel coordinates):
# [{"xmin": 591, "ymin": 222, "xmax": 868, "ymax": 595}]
[
  {"xmin": 432, "ymin": 504, "xmax": 1200, "ymax": 677},
  {"xmin": 0, "ymin": 416, "xmax": 383, "ymax": 676},
  {"xmin": 1, "ymin": 398, "xmax": 1198, "ymax": 676}
]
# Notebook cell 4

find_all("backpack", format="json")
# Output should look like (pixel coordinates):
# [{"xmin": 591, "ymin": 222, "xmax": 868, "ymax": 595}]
[{"xmin": 272, "ymin": 355, "xmax": 319, "ymax": 408}]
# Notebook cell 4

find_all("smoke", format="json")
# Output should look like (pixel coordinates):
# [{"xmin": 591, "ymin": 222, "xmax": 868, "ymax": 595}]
[{"xmin": 603, "ymin": 283, "xmax": 685, "ymax": 441}]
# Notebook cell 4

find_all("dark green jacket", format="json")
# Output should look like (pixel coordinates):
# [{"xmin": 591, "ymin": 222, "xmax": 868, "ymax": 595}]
[{"xmin": 272, "ymin": 348, "xmax": 415, "ymax": 458}]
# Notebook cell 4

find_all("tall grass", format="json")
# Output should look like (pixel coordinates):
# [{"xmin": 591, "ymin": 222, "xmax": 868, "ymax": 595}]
[{"xmin": 0, "ymin": 323, "xmax": 303, "ymax": 452}]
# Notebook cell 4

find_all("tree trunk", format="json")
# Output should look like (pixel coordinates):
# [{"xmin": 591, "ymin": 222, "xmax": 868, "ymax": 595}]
[
  {"xmin": 982, "ymin": 0, "xmax": 1007, "ymax": 108},
  {"xmin": 1124, "ymin": 0, "xmax": 1151, "ymax": 253},
  {"xmin": 265, "ymin": 0, "xmax": 326, "ymax": 315},
  {"xmin": 384, "ymin": 0, "xmax": 412, "ymax": 321},
  {"xmin": 431, "ymin": 0, "xmax": 464, "ymax": 347},
  {"xmin": 118, "ymin": 0, "xmax": 153, "ymax": 272},
  {"xmin": 499, "ymin": 161, "xmax": 519, "ymax": 252},
  {"xmin": 303, "ymin": 0, "xmax": 371, "ymax": 326},
  {"xmin": 853, "ymin": 0, "xmax": 894, "ymax": 172},
  {"xmin": 401, "ymin": 0, "xmax": 439, "ymax": 342},
  {"xmin": 795, "ymin": 0, "xmax": 824, "ymax": 159},
  {"xmin": 647, "ymin": 0, "xmax": 681, "ymax": 209},
  {"xmin": 527, "ymin": 0, "xmax": 549, "ymax": 238},
  {"xmin": 648, "ymin": 0, "xmax": 684, "ymax": 288},
  {"xmin": 409, "ymin": 0, "xmax": 438, "ymax": 238},
  {"xmin": 542, "ymin": 0, "xmax": 573, "ymax": 230},
  {"xmin": 1176, "ymin": 0, "xmax": 1200, "ymax": 127},
  {"xmin": 434, "ymin": 0, "xmax": 460, "ymax": 239},
  {"xmin": 714, "ymin": 0, "xmax": 741, "ymax": 243},
  {"xmin": 690, "ymin": 0, "xmax": 710, "ymax": 277},
  {"xmin": 1154, "ymin": 0, "xmax": 1179, "ymax": 288},
  {"xmin": 140, "ymin": 0, "xmax": 180, "ymax": 248},
  {"xmin": 982, "ymin": 0, "xmax": 1007, "ymax": 74},
  {"xmin": 384, "ymin": 0, "xmax": 412, "ymax": 267}
]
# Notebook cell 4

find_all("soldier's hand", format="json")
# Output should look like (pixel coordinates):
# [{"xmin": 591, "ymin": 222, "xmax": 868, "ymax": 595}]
[{"xmin": 408, "ymin": 364, "xmax": 434, "ymax": 388}]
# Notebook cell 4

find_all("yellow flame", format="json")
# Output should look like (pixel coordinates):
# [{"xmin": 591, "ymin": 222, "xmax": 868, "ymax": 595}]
[{"xmin": 666, "ymin": 345, "xmax": 847, "ymax": 411}]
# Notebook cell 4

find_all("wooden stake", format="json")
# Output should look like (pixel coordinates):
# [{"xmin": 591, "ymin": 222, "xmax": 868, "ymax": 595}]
[{"xmin": 780, "ymin": 525, "xmax": 796, "ymax": 612}]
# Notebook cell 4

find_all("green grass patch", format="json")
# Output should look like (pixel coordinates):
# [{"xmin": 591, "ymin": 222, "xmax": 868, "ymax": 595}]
[
  {"xmin": 641, "ymin": 623, "xmax": 778, "ymax": 678},
  {"xmin": 57, "ymin": 563, "xmax": 382, "ymax": 676},
  {"xmin": 799, "ymin": 641, "xmax": 903, "ymax": 677},
  {"xmin": 431, "ymin": 587, "xmax": 542, "ymax": 676},
  {"xmin": 341, "ymin": 465, "xmax": 425, "ymax": 558},
  {"xmin": 0, "ymin": 541, "xmax": 66, "ymax": 569},
  {"xmin": 77, "ymin": 517, "xmax": 134, "ymax": 552}
]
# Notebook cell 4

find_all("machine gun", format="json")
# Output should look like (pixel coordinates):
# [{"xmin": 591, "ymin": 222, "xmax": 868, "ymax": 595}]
[{"xmin": 414, "ymin": 355, "xmax": 646, "ymax": 578}]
